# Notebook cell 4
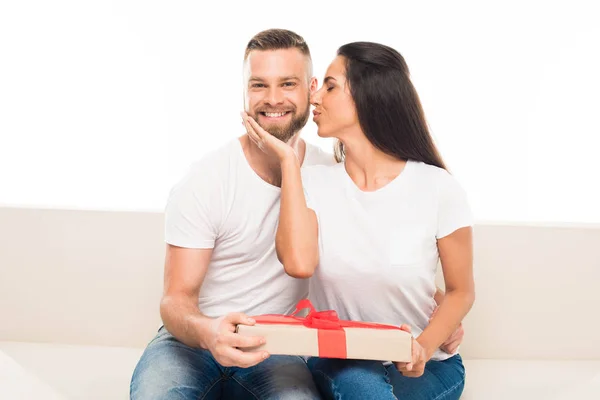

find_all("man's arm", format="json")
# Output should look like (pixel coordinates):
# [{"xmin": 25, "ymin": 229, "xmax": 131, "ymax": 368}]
[
  {"xmin": 159, "ymin": 244, "xmax": 267, "ymax": 367},
  {"xmin": 432, "ymin": 287, "xmax": 465, "ymax": 354},
  {"xmin": 434, "ymin": 287, "xmax": 445, "ymax": 306},
  {"xmin": 159, "ymin": 244, "xmax": 213, "ymax": 349}
]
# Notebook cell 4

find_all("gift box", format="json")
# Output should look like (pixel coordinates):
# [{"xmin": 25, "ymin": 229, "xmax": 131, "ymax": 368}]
[{"xmin": 236, "ymin": 299, "xmax": 412, "ymax": 362}]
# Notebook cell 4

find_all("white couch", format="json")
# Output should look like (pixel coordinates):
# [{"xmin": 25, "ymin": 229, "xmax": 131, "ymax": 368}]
[{"xmin": 1, "ymin": 207, "xmax": 599, "ymax": 399}]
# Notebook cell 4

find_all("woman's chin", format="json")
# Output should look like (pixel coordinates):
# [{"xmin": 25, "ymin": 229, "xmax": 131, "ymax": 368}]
[{"xmin": 316, "ymin": 128, "xmax": 330, "ymax": 138}]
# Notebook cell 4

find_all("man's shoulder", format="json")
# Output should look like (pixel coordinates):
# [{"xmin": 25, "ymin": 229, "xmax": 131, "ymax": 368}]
[
  {"xmin": 171, "ymin": 139, "xmax": 240, "ymax": 193},
  {"xmin": 190, "ymin": 139, "xmax": 239, "ymax": 170},
  {"xmin": 301, "ymin": 162, "xmax": 343, "ymax": 191},
  {"xmin": 303, "ymin": 141, "xmax": 336, "ymax": 166}
]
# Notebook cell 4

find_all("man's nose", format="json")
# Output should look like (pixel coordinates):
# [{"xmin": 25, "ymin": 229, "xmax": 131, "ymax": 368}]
[{"xmin": 265, "ymin": 87, "xmax": 284, "ymax": 105}]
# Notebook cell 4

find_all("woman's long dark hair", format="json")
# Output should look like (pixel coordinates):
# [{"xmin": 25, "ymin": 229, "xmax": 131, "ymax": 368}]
[{"xmin": 334, "ymin": 42, "xmax": 446, "ymax": 170}]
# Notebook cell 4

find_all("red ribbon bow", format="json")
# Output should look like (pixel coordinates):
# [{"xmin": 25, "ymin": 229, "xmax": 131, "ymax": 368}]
[{"xmin": 292, "ymin": 299, "xmax": 343, "ymax": 330}]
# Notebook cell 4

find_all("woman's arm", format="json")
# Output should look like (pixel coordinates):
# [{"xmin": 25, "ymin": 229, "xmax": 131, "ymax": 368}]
[
  {"xmin": 417, "ymin": 226, "xmax": 475, "ymax": 359},
  {"xmin": 275, "ymin": 155, "xmax": 319, "ymax": 278},
  {"xmin": 242, "ymin": 113, "xmax": 319, "ymax": 278}
]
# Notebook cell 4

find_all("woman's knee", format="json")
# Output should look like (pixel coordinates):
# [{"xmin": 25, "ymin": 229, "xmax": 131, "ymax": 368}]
[{"xmin": 308, "ymin": 358, "xmax": 396, "ymax": 400}]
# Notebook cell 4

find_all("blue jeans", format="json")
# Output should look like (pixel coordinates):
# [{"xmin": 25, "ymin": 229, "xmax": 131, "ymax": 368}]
[
  {"xmin": 307, "ymin": 355, "xmax": 465, "ymax": 400},
  {"xmin": 130, "ymin": 327, "xmax": 321, "ymax": 400}
]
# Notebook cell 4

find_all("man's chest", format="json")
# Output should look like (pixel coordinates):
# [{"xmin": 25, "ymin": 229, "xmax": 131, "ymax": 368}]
[{"xmin": 213, "ymin": 193, "xmax": 281, "ymax": 258}]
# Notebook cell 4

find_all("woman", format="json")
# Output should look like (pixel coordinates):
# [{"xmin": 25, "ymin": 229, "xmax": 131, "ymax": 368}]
[{"xmin": 243, "ymin": 41, "xmax": 474, "ymax": 400}]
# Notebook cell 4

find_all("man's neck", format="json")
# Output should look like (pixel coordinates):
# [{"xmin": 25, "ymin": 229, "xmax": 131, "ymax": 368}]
[{"xmin": 239, "ymin": 134, "xmax": 306, "ymax": 188}]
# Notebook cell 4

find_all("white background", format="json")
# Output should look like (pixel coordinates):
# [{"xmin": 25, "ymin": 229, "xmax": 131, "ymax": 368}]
[{"xmin": 1, "ymin": 0, "xmax": 598, "ymax": 223}]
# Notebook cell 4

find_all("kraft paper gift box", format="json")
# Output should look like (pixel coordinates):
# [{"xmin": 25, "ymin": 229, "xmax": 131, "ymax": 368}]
[{"xmin": 236, "ymin": 299, "xmax": 412, "ymax": 362}]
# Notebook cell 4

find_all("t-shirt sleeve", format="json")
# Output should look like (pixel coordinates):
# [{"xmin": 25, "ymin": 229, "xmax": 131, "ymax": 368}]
[
  {"xmin": 436, "ymin": 173, "xmax": 474, "ymax": 239},
  {"xmin": 164, "ymin": 169, "xmax": 219, "ymax": 249}
]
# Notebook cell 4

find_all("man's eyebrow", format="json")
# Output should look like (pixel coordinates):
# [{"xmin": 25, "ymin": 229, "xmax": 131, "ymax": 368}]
[
  {"xmin": 248, "ymin": 76, "xmax": 301, "ymax": 82},
  {"xmin": 279, "ymin": 76, "xmax": 301, "ymax": 81}
]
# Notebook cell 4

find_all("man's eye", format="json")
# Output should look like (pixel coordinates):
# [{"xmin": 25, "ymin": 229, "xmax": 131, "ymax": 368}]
[
  {"xmin": 252, "ymin": 83, "xmax": 265, "ymax": 88},
  {"xmin": 283, "ymin": 82, "xmax": 296, "ymax": 87}
]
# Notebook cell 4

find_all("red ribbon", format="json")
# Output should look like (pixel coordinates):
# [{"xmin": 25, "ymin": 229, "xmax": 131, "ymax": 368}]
[{"xmin": 251, "ymin": 299, "xmax": 404, "ymax": 359}]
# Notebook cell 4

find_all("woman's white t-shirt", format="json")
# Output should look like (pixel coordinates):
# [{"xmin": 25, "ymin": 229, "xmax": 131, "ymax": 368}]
[{"xmin": 302, "ymin": 160, "xmax": 473, "ymax": 361}]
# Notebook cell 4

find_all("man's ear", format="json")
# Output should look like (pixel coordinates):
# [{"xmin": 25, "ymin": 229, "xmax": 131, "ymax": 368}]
[{"xmin": 310, "ymin": 77, "xmax": 318, "ymax": 94}]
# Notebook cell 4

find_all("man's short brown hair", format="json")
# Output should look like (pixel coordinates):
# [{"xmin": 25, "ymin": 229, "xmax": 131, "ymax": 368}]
[{"xmin": 244, "ymin": 29, "xmax": 311, "ymax": 61}]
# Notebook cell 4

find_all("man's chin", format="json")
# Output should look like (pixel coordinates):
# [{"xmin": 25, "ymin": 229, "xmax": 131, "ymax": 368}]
[
  {"xmin": 258, "ymin": 124, "xmax": 294, "ymax": 141},
  {"xmin": 253, "ymin": 109, "xmax": 309, "ymax": 142},
  {"xmin": 270, "ymin": 130, "xmax": 295, "ymax": 143}
]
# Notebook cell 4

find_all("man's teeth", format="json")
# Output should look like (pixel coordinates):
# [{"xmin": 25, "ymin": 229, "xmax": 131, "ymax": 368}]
[{"xmin": 264, "ymin": 112, "xmax": 287, "ymax": 117}]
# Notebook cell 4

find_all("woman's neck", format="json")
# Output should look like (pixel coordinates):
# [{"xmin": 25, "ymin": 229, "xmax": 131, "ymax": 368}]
[{"xmin": 342, "ymin": 135, "xmax": 407, "ymax": 192}]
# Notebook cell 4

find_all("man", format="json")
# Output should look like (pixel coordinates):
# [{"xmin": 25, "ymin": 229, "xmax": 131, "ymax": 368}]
[{"xmin": 130, "ymin": 29, "xmax": 464, "ymax": 399}]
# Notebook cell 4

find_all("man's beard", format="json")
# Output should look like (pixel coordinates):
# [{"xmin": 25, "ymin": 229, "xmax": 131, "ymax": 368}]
[{"xmin": 252, "ymin": 101, "xmax": 310, "ymax": 143}]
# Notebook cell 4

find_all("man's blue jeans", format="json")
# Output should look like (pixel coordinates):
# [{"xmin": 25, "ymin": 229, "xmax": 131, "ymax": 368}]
[
  {"xmin": 307, "ymin": 354, "xmax": 465, "ymax": 400},
  {"xmin": 130, "ymin": 327, "xmax": 321, "ymax": 399}
]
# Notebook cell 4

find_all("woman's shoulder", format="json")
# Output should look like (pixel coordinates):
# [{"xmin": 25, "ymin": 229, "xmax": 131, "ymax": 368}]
[
  {"xmin": 409, "ymin": 160, "xmax": 455, "ymax": 182},
  {"xmin": 412, "ymin": 163, "xmax": 470, "ymax": 210},
  {"xmin": 408, "ymin": 161, "xmax": 468, "ymax": 197}
]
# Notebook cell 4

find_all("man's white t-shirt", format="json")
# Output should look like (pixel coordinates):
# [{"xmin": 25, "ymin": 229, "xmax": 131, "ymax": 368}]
[
  {"xmin": 164, "ymin": 138, "xmax": 335, "ymax": 318},
  {"xmin": 302, "ymin": 160, "xmax": 473, "ymax": 361}
]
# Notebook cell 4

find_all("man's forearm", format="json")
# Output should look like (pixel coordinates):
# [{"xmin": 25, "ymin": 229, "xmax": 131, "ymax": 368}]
[
  {"xmin": 418, "ymin": 290, "xmax": 474, "ymax": 358},
  {"xmin": 434, "ymin": 287, "xmax": 445, "ymax": 305},
  {"xmin": 159, "ymin": 295, "xmax": 213, "ymax": 349}
]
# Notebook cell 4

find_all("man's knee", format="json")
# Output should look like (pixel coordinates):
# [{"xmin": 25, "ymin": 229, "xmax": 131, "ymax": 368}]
[
  {"xmin": 130, "ymin": 356, "xmax": 179, "ymax": 400},
  {"xmin": 130, "ymin": 333, "xmax": 221, "ymax": 400}
]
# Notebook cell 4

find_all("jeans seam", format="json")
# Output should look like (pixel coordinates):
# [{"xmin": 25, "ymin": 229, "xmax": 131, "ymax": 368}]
[
  {"xmin": 382, "ymin": 366, "xmax": 399, "ymax": 400},
  {"xmin": 431, "ymin": 376, "xmax": 465, "ymax": 400},
  {"xmin": 314, "ymin": 370, "xmax": 342, "ymax": 400},
  {"xmin": 198, "ymin": 377, "xmax": 224, "ymax": 400},
  {"xmin": 230, "ymin": 375, "xmax": 260, "ymax": 400}
]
